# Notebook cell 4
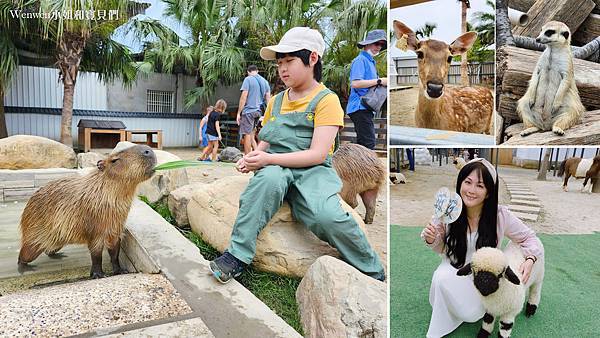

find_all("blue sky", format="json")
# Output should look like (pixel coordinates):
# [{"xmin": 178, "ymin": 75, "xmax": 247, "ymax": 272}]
[{"xmin": 389, "ymin": 0, "xmax": 494, "ymax": 58}]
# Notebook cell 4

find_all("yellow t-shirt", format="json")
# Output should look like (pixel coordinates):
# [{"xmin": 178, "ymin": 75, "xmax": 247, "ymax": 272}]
[{"xmin": 262, "ymin": 83, "xmax": 344, "ymax": 153}]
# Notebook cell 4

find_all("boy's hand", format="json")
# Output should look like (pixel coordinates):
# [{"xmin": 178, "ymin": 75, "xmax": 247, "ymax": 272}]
[
  {"xmin": 236, "ymin": 158, "xmax": 251, "ymax": 173},
  {"xmin": 519, "ymin": 259, "xmax": 534, "ymax": 284},
  {"xmin": 244, "ymin": 151, "xmax": 270, "ymax": 171},
  {"xmin": 236, "ymin": 114, "xmax": 241, "ymax": 126}
]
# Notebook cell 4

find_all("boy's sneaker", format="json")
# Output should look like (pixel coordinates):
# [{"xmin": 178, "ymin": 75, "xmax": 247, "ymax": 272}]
[{"xmin": 209, "ymin": 252, "xmax": 246, "ymax": 283}]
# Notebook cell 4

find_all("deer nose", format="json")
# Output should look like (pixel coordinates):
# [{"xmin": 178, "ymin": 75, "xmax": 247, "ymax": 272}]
[{"xmin": 426, "ymin": 82, "xmax": 444, "ymax": 98}]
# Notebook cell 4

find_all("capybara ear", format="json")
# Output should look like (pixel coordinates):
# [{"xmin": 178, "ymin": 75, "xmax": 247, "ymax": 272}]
[
  {"xmin": 504, "ymin": 266, "xmax": 521, "ymax": 285},
  {"xmin": 456, "ymin": 263, "xmax": 472, "ymax": 276},
  {"xmin": 97, "ymin": 160, "xmax": 105, "ymax": 171},
  {"xmin": 449, "ymin": 32, "xmax": 478, "ymax": 55}
]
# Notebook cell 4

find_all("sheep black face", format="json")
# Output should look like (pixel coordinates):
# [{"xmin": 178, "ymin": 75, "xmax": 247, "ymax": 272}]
[{"xmin": 457, "ymin": 263, "xmax": 521, "ymax": 296}]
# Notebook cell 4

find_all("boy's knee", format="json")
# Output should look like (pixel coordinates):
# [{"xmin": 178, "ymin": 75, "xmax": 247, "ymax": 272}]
[{"xmin": 252, "ymin": 165, "xmax": 288, "ymax": 188}]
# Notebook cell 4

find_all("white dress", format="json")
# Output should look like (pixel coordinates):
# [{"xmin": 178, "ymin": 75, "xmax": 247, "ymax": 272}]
[{"xmin": 426, "ymin": 231, "xmax": 485, "ymax": 338}]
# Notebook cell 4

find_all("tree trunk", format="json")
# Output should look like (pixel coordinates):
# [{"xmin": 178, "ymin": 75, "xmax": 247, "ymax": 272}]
[
  {"xmin": 537, "ymin": 149, "xmax": 552, "ymax": 180},
  {"xmin": 460, "ymin": 1, "xmax": 469, "ymax": 86},
  {"xmin": 0, "ymin": 85, "xmax": 7, "ymax": 138},
  {"xmin": 496, "ymin": 0, "xmax": 515, "ymax": 48},
  {"xmin": 57, "ymin": 34, "xmax": 86, "ymax": 147}
]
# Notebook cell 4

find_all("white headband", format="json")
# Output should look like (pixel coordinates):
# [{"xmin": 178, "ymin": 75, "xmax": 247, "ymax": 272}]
[{"xmin": 466, "ymin": 158, "xmax": 497, "ymax": 183}]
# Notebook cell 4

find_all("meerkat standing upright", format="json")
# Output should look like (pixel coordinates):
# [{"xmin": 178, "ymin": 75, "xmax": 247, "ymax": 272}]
[{"xmin": 517, "ymin": 21, "xmax": 585, "ymax": 136}]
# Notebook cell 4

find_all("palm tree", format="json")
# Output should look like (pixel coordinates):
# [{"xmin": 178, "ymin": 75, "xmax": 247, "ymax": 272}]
[
  {"xmin": 0, "ymin": 0, "xmax": 30, "ymax": 138},
  {"xmin": 458, "ymin": 0, "xmax": 470, "ymax": 86},
  {"xmin": 472, "ymin": 0, "xmax": 495, "ymax": 46},
  {"xmin": 34, "ymin": 0, "xmax": 172, "ymax": 147},
  {"xmin": 415, "ymin": 23, "xmax": 437, "ymax": 39}
]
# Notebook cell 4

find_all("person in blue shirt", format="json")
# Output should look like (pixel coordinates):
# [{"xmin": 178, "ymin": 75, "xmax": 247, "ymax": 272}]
[
  {"xmin": 237, "ymin": 65, "xmax": 271, "ymax": 155},
  {"xmin": 347, "ymin": 29, "xmax": 388, "ymax": 150}
]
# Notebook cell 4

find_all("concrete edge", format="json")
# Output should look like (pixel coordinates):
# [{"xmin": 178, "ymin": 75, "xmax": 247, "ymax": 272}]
[{"xmin": 122, "ymin": 199, "xmax": 302, "ymax": 338}]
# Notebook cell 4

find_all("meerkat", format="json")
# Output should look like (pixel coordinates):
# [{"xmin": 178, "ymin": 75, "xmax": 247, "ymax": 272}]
[{"xmin": 517, "ymin": 21, "xmax": 585, "ymax": 136}]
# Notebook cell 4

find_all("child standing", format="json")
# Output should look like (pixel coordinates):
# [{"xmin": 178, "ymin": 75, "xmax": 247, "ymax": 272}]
[
  {"xmin": 209, "ymin": 27, "xmax": 385, "ymax": 283},
  {"xmin": 199, "ymin": 105, "xmax": 214, "ymax": 150},
  {"xmin": 199, "ymin": 100, "xmax": 225, "ymax": 162}
]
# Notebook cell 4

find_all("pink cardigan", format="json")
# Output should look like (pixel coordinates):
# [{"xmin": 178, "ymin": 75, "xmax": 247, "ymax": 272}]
[{"xmin": 426, "ymin": 205, "xmax": 544, "ymax": 260}]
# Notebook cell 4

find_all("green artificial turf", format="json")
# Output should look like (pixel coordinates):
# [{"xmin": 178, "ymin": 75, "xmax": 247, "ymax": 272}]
[{"xmin": 390, "ymin": 225, "xmax": 600, "ymax": 337}]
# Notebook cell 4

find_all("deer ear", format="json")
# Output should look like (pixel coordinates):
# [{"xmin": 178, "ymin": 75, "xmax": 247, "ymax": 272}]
[
  {"xmin": 504, "ymin": 266, "xmax": 521, "ymax": 285},
  {"xmin": 393, "ymin": 20, "xmax": 420, "ymax": 51},
  {"xmin": 456, "ymin": 263, "xmax": 472, "ymax": 276},
  {"xmin": 449, "ymin": 32, "xmax": 478, "ymax": 55}
]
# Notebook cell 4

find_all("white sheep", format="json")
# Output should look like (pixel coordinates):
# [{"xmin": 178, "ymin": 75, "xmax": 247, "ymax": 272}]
[
  {"xmin": 456, "ymin": 242, "xmax": 545, "ymax": 338},
  {"xmin": 389, "ymin": 172, "xmax": 406, "ymax": 185},
  {"xmin": 452, "ymin": 156, "xmax": 467, "ymax": 171}
]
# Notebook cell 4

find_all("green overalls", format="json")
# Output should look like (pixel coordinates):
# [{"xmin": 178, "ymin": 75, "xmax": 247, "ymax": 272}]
[{"xmin": 227, "ymin": 88, "xmax": 385, "ymax": 280}]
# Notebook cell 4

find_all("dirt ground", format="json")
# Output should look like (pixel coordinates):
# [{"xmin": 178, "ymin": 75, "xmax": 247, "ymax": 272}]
[
  {"xmin": 390, "ymin": 87, "xmax": 418, "ymax": 127},
  {"xmin": 390, "ymin": 162, "xmax": 600, "ymax": 235},
  {"xmin": 166, "ymin": 147, "xmax": 388, "ymax": 272}
]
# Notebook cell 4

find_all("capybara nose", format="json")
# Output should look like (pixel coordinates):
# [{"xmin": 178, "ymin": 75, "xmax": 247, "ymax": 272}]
[{"xmin": 426, "ymin": 82, "xmax": 444, "ymax": 98}]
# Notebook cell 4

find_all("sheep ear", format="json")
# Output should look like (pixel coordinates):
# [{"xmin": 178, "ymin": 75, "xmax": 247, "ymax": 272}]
[
  {"xmin": 456, "ymin": 263, "xmax": 472, "ymax": 276},
  {"xmin": 504, "ymin": 267, "xmax": 521, "ymax": 285}
]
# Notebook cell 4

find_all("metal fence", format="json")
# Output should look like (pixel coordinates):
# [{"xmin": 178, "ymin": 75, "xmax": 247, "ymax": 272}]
[{"xmin": 393, "ymin": 61, "xmax": 495, "ymax": 86}]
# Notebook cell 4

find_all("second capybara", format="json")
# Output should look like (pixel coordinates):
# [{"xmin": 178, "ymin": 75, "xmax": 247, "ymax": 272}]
[
  {"xmin": 18, "ymin": 144, "xmax": 157, "ymax": 278},
  {"xmin": 333, "ymin": 143, "xmax": 385, "ymax": 224}
]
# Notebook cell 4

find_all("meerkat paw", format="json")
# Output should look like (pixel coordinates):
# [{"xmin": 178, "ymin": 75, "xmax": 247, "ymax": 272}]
[
  {"xmin": 520, "ymin": 127, "xmax": 540, "ymax": 136},
  {"xmin": 552, "ymin": 126, "xmax": 565, "ymax": 135}
]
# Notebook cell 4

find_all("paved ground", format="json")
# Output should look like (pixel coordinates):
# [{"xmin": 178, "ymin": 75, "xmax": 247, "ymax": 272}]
[
  {"xmin": 390, "ymin": 162, "xmax": 600, "ymax": 234},
  {"xmin": 166, "ymin": 147, "xmax": 389, "ymax": 273},
  {"xmin": 390, "ymin": 87, "xmax": 418, "ymax": 127},
  {"xmin": 0, "ymin": 274, "xmax": 192, "ymax": 337}
]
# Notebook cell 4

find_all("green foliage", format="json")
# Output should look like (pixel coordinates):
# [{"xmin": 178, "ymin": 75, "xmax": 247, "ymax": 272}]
[
  {"xmin": 185, "ymin": 231, "xmax": 303, "ymax": 334},
  {"xmin": 152, "ymin": 0, "xmax": 387, "ymax": 106}
]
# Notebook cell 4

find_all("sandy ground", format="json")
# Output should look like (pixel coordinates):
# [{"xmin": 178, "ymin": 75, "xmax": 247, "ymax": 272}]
[
  {"xmin": 390, "ymin": 162, "xmax": 600, "ymax": 235},
  {"xmin": 390, "ymin": 87, "xmax": 418, "ymax": 127},
  {"xmin": 166, "ymin": 147, "xmax": 388, "ymax": 272}
]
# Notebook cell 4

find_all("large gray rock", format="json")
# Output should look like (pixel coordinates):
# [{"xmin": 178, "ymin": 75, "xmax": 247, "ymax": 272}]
[
  {"xmin": 296, "ymin": 256, "xmax": 387, "ymax": 338},
  {"xmin": 0, "ymin": 135, "xmax": 77, "ymax": 169},
  {"xmin": 168, "ymin": 182, "xmax": 207, "ymax": 227},
  {"xmin": 218, "ymin": 147, "xmax": 243, "ymax": 163},
  {"xmin": 187, "ymin": 175, "xmax": 369, "ymax": 278},
  {"xmin": 77, "ymin": 152, "xmax": 104, "ymax": 168},
  {"xmin": 113, "ymin": 141, "xmax": 189, "ymax": 203}
]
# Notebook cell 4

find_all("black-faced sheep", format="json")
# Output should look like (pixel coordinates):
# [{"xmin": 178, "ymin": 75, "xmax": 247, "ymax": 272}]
[
  {"xmin": 389, "ymin": 172, "xmax": 406, "ymax": 185},
  {"xmin": 456, "ymin": 242, "xmax": 545, "ymax": 338}
]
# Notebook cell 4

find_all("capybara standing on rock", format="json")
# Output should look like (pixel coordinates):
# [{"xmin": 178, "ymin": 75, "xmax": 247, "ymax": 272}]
[
  {"xmin": 333, "ymin": 143, "xmax": 385, "ymax": 224},
  {"xmin": 18, "ymin": 145, "xmax": 157, "ymax": 278}
]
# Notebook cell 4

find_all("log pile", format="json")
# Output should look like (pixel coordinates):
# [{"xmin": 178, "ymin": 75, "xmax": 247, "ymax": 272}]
[{"xmin": 496, "ymin": 0, "xmax": 600, "ymax": 145}]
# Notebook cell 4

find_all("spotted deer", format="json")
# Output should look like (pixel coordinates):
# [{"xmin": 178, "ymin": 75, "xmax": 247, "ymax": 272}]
[{"xmin": 393, "ymin": 20, "xmax": 493, "ymax": 134}]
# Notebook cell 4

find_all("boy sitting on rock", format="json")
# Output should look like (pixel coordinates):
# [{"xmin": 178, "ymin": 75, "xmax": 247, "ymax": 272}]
[{"xmin": 209, "ymin": 27, "xmax": 385, "ymax": 283}]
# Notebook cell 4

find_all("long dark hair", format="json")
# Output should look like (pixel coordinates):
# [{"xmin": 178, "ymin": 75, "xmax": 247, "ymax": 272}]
[{"xmin": 445, "ymin": 162, "xmax": 498, "ymax": 268}]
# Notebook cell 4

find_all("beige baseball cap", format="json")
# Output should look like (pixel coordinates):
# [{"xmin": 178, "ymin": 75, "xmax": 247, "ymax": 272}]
[{"xmin": 260, "ymin": 27, "xmax": 325, "ymax": 60}]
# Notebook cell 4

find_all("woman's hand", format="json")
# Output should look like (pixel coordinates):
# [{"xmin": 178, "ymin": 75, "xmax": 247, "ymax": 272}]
[
  {"xmin": 423, "ymin": 221, "xmax": 439, "ymax": 244},
  {"xmin": 244, "ymin": 151, "xmax": 271, "ymax": 171},
  {"xmin": 519, "ymin": 258, "xmax": 534, "ymax": 283}
]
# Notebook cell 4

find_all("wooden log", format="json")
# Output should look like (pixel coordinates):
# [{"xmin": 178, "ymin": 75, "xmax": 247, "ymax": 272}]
[
  {"xmin": 497, "ymin": 0, "xmax": 516, "ymax": 47},
  {"xmin": 573, "ymin": 14, "xmax": 600, "ymax": 46},
  {"xmin": 512, "ymin": 0, "xmax": 596, "ymax": 38},
  {"xmin": 498, "ymin": 46, "xmax": 600, "ymax": 121},
  {"xmin": 508, "ymin": 0, "xmax": 537, "ymax": 13},
  {"xmin": 502, "ymin": 110, "xmax": 600, "ymax": 145}
]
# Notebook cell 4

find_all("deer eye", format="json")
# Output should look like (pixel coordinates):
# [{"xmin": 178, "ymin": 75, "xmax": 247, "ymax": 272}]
[
  {"xmin": 545, "ymin": 29, "xmax": 555, "ymax": 37},
  {"xmin": 447, "ymin": 56, "xmax": 453, "ymax": 63},
  {"xmin": 416, "ymin": 51, "xmax": 424, "ymax": 59}
]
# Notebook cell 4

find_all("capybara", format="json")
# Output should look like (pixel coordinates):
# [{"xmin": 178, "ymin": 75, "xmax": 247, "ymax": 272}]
[
  {"xmin": 18, "ymin": 144, "xmax": 157, "ymax": 278},
  {"xmin": 333, "ymin": 143, "xmax": 385, "ymax": 224}
]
